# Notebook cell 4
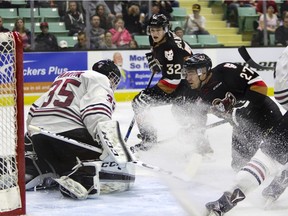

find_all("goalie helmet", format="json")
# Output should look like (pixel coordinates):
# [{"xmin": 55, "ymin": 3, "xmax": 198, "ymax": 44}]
[
  {"xmin": 182, "ymin": 53, "xmax": 212, "ymax": 76},
  {"xmin": 92, "ymin": 60, "xmax": 121, "ymax": 90},
  {"xmin": 147, "ymin": 13, "xmax": 169, "ymax": 33}
]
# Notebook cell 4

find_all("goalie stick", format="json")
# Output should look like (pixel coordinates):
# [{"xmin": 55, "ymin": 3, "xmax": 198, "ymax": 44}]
[
  {"xmin": 238, "ymin": 46, "xmax": 275, "ymax": 70},
  {"xmin": 28, "ymin": 125, "xmax": 196, "ymax": 182}
]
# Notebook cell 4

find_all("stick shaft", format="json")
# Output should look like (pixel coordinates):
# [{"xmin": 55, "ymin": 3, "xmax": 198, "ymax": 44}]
[
  {"xmin": 29, "ymin": 125, "xmax": 188, "ymax": 180},
  {"xmin": 238, "ymin": 46, "xmax": 274, "ymax": 70}
]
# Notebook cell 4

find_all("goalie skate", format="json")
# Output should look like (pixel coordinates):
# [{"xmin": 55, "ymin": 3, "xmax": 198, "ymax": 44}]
[
  {"xmin": 206, "ymin": 188, "xmax": 245, "ymax": 216},
  {"xmin": 262, "ymin": 170, "xmax": 288, "ymax": 207}
]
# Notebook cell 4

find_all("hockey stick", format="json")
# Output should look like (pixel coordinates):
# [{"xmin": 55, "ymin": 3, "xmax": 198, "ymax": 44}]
[
  {"xmin": 130, "ymin": 119, "xmax": 228, "ymax": 152},
  {"xmin": 28, "ymin": 125, "xmax": 194, "ymax": 181},
  {"xmin": 238, "ymin": 46, "xmax": 275, "ymax": 70},
  {"xmin": 124, "ymin": 72, "xmax": 155, "ymax": 142}
]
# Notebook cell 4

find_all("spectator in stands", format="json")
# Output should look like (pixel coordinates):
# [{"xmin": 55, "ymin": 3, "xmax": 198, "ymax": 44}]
[
  {"xmin": 224, "ymin": 1, "xmax": 256, "ymax": 27},
  {"xmin": 95, "ymin": 3, "xmax": 114, "ymax": 31},
  {"xmin": 280, "ymin": 1, "xmax": 288, "ymax": 20},
  {"xmin": 184, "ymin": 3, "xmax": 209, "ymax": 35},
  {"xmin": 174, "ymin": 26, "xmax": 184, "ymax": 39},
  {"xmin": 0, "ymin": 0, "xmax": 11, "ymax": 8},
  {"xmin": 34, "ymin": 0, "xmax": 56, "ymax": 8},
  {"xmin": 99, "ymin": 31, "xmax": 117, "ymax": 49},
  {"xmin": 170, "ymin": 0, "xmax": 179, "ymax": 7},
  {"xmin": 256, "ymin": 0, "xmax": 278, "ymax": 16},
  {"xmin": 0, "ymin": 16, "xmax": 9, "ymax": 32},
  {"xmin": 275, "ymin": 16, "xmax": 288, "ymax": 46},
  {"xmin": 109, "ymin": 17, "xmax": 132, "ymax": 48},
  {"xmin": 89, "ymin": 15, "xmax": 105, "ymax": 49},
  {"xmin": 64, "ymin": 1, "xmax": 85, "ymax": 36},
  {"xmin": 129, "ymin": 39, "xmax": 138, "ymax": 49},
  {"xmin": 87, "ymin": 0, "xmax": 112, "ymax": 19},
  {"xmin": 106, "ymin": 1, "xmax": 124, "ymax": 18},
  {"xmin": 73, "ymin": 31, "xmax": 95, "ymax": 50},
  {"xmin": 156, "ymin": 0, "xmax": 173, "ymax": 20},
  {"xmin": 122, "ymin": 3, "xmax": 142, "ymax": 36},
  {"xmin": 251, "ymin": 4, "xmax": 279, "ymax": 46},
  {"xmin": 35, "ymin": 22, "xmax": 58, "ymax": 51},
  {"xmin": 13, "ymin": 18, "xmax": 31, "ymax": 51}
]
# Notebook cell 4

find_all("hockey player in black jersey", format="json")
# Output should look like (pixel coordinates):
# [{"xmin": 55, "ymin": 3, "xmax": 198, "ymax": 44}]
[
  {"xmin": 203, "ymin": 47, "xmax": 288, "ymax": 215},
  {"xmin": 182, "ymin": 53, "xmax": 287, "ymax": 215},
  {"xmin": 131, "ymin": 13, "xmax": 194, "ymax": 149},
  {"xmin": 183, "ymin": 53, "xmax": 282, "ymax": 171}
]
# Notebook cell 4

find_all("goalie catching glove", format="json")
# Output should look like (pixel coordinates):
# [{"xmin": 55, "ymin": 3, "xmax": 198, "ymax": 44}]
[{"xmin": 145, "ymin": 52, "xmax": 161, "ymax": 74}]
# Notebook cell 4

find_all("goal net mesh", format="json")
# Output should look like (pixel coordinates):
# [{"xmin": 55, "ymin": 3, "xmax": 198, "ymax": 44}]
[{"xmin": 0, "ymin": 32, "xmax": 25, "ymax": 215}]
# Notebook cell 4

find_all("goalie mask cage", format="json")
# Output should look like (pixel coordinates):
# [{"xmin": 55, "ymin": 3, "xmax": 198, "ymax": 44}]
[{"xmin": 0, "ymin": 32, "xmax": 25, "ymax": 215}]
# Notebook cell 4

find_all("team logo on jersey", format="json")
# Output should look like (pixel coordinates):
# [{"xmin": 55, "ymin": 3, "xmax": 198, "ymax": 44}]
[
  {"xmin": 212, "ymin": 92, "xmax": 236, "ymax": 113},
  {"xmin": 164, "ymin": 49, "xmax": 174, "ymax": 61}
]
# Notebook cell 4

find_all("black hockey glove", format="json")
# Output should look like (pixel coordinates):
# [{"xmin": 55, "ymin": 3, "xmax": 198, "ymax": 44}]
[
  {"xmin": 132, "ymin": 91, "xmax": 154, "ymax": 113},
  {"xmin": 145, "ymin": 52, "xmax": 161, "ymax": 74}
]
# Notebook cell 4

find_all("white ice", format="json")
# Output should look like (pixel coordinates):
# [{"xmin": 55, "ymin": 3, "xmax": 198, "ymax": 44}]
[{"xmin": 25, "ymin": 102, "xmax": 288, "ymax": 216}]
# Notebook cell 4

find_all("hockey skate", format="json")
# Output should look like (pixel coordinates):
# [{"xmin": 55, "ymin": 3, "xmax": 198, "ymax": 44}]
[
  {"xmin": 206, "ymin": 188, "xmax": 245, "ymax": 216},
  {"xmin": 262, "ymin": 169, "xmax": 288, "ymax": 207}
]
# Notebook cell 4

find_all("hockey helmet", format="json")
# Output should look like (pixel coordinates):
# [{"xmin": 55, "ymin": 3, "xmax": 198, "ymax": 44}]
[
  {"xmin": 147, "ymin": 13, "xmax": 169, "ymax": 33},
  {"xmin": 92, "ymin": 59, "xmax": 121, "ymax": 90},
  {"xmin": 182, "ymin": 53, "xmax": 212, "ymax": 76}
]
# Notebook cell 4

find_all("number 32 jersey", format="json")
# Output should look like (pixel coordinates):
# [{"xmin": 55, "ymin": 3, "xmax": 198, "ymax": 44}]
[{"xmin": 27, "ymin": 70, "xmax": 115, "ymax": 139}]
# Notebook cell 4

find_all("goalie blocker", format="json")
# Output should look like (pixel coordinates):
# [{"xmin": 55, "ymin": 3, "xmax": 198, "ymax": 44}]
[{"xmin": 26, "ymin": 120, "xmax": 135, "ymax": 199}]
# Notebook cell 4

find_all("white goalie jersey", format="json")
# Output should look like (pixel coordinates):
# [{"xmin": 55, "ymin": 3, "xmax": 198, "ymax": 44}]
[
  {"xmin": 27, "ymin": 70, "xmax": 115, "ymax": 140},
  {"xmin": 274, "ymin": 46, "xmax": 288, "ymax": 111}
]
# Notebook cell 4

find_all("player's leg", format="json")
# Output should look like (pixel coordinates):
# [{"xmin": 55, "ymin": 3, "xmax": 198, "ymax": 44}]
[
  {"xmin": 261, "ymin": 112, "xmax": 288, "ymax": 203},
  {"xmin": 231, "ymin": 125, "xmax": 261, "ymax": 171},
  {"xmin": 132, "ymin": 85, "xmax": 168, "ymax": 150},
  {"xmin": 53, "ymin": 121, "xmax": 135, "ymax": 199},
  {"xmin": 206, "ymin": 148, "xmax": 282, "ymax": 215},
  {"xmin": 25, "ymin": 132, "xmax": 59, "ymax": 190},
  {"xmin": 26, "ymin": 128, "xmax": 102, "ymax": 191}
]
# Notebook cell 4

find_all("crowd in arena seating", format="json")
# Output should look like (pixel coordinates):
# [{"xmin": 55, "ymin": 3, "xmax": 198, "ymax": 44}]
[
  {"xmin": 0, "ymin": 0, "xmax": 180, "ymax": 51},
  {"xmin": 0, "ymin": 0, "xmax": 288, "ymax": 50},
  {"xmin": 224, "ymin": 0, "xmax": 288, "ymax": 46}
]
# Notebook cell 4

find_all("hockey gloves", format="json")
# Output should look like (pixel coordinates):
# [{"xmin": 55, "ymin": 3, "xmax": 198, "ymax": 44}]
[
  {"xmin": 132, "ymin": 91, "xmax": 154, "ymax": 113},
  {"xmin": 145, "ymin": 52, "xmax": 161, "ymax": 74}
]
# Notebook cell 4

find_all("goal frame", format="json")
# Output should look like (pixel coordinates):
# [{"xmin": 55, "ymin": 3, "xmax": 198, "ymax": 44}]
[{"xmin": 0, "ymin": 32, "xmax": 26, "ymax": 216}]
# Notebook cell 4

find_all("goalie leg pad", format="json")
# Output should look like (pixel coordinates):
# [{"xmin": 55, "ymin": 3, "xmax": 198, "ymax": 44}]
[
  {"xmin": 96, "ymin": 120, "xmax": 134, "ymax": 164},
  {"xmin": 100, "ymin": 161, "xmax": 136, "ymax": 194},
  {"xmin": 25, "ymin": 133, "xmax": 59, "ymax": 190}
]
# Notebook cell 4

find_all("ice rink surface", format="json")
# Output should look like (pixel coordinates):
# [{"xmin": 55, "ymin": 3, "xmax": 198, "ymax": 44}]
[{"xmin": 25, "ymin": 102, "xmax": 288, "ymax": 216}]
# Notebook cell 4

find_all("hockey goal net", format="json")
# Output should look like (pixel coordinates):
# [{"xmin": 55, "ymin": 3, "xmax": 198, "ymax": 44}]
[{"xmin": 0, "ymin": 32, "xmax": 25, "ymax": 215}]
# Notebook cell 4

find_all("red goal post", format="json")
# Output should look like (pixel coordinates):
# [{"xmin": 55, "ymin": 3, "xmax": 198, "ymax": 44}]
[{"xmin": 0, "ymin": 32, "xmax": 25, "ymax": 215}]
